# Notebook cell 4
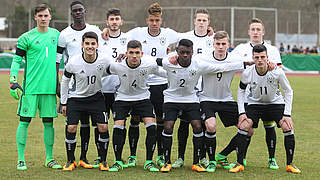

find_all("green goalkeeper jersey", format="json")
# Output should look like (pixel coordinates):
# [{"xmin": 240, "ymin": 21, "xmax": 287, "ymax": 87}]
[{"xmin": 10, "ymin": 27, "xmax": 60, "ymax": 94}]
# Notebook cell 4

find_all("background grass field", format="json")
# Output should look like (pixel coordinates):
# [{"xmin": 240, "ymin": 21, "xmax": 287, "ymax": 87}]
[{"xmin": 0, "ymin": 73, "xmax": 319, "ymax": 179}]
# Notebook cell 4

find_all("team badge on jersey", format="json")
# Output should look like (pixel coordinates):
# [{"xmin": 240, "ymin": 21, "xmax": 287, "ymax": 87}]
[
  {"xmin": 120, "ymin": 38, "xmax": 127, "ymax": 46},
  {"xmin": 51, "ymin": 37, "xmax": 56, "ymax": 44},
  {"xmin": 189, "ymin": 69, "xmax": 197, "ymax": 77},
  {"xmin": 206, "ymin": 39, "xmax": 212, "ymax": 48},
  {"xmin": 159, "ymin": 37, "xmax": 166, "ymax": 46},
  {"xmin": 139, "ymin": 69, "xmax": 148, "ymax": 77},
  {"xmin": 267, "ymin": 76, "xmax": 276, "ymax": 85},
  {"xmin": 96, "ymin": 64, "xmax": 104, "ymax": 71}
]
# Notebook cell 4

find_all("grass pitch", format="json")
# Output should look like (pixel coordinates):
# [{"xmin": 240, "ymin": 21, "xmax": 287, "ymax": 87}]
[{"xmin": 0, "ymin": 73, "xmax": 319, "ymax": 179}]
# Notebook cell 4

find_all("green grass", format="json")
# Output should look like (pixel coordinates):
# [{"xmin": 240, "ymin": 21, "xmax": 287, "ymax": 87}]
[{"xmin": 0, "ymin": 73, "xmax": 319, "ymax": 179}]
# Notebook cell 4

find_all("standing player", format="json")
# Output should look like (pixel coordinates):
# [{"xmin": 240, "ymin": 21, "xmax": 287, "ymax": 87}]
[
  {"xmin": 9, "ymin": 4, "xmax": 62, "ymax": 170},
  {"xmin": 230, "ymin": 18, "xmax": 282, "ymax": 168},
  {"xmin": 99, "ymin": 8, "xmax": 130, "ymax": 166},
  {"xmin": 172, "ymin": 8, "xmax": 214, "ymax": 168},
  {"xmin": 158, "ymin": 39, "xmax": 249, "ymax": 172},
  {"xmin": 107, "ymin": 40, "xmax": 166, "ymax": 172},
  {"xmin": 229, "ymin": 44, "xmax": 300, "ymax": 174},
  {"xmin": 56, "ymin": 1, "xmax": 102, "ymax": 168},
  {"xmin": 60, "ymin": 32, "xmax": 112, "ymax": 171}
]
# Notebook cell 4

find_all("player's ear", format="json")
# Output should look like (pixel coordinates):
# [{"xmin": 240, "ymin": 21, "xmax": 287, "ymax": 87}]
[{"xmin": 105, "ymin": 20, "xmax": 109, "ymax": 26}]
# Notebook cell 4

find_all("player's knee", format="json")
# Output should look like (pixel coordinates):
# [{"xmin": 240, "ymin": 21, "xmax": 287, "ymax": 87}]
[
  {"xmin": 205, "ymin": 118, "xmax": 216, "ymax": 132},
  {"xmin": 281, "ymin": 123, "xmax": 292, "ymax": 132},
  {"xmin": 97, "ymin": 124, "xmax": 108, "ymax": 132},
  {"xmin": 239, "ymin": 118, "xmax": 252, "ymax": 131},
  {"xmin": 114, "ymin": 119, "xmax": 125, "ymax": 126},
  {"xmin": 67, "ymin": 125, "xmax": 77, "ymax": 133},
  {"xmin": 191, "ymin": 121, "xmax": 203, "ymax": 134},
  {"xmin": 20, "ymin": 116, "xmax": 32, "ymax": 122}
]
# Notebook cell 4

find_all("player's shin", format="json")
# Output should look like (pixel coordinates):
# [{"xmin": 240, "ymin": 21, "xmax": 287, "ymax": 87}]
[
  {"xmin": 205, "ymin": 131, "xmax": 216, "ymax": 161},
  {"xmin": 264, "ymin": 122, "xmax": 276, "ymax": 158},
  {"xmin": 65, "ymin": 130, "xmax": 76, "ymax": 162},
  {"xmin": 193, "ymin": 131, "xmax": 204, "ymax": 165},
  {"xmin": 177, "ymin": 120, "xmax": 189, "ymax": 160},
  {"xmin": 16, "ymin": 121, "xmax": 30, "ymax": 161},
  {"xmin": 162, "ymin": 130, "xmax": 173, "ymax": 164},
  {"xmin": 284, "ymin": 130, "xmax": 295, "ymax": 165},
  {"xmin": 112, "ymin": 125, "xmax": 125, "ymax": 161},
  {"xmin": 129, "ymin": 118, "xmax": 140, "ymax": 157},
  {"xmin": 80, "ymin": 123, "xmax": 90, "ymax": 160},
  {"xmin": 43, "ymin": 120, "xmax": 54, "ymax": 161},
  {"xmin": 145, "ymin": 123, "xmax": 157, "ymax": 160},
  {"xmin": 97, "ymin": 130, "xmax": 109, "ymax": 162}
]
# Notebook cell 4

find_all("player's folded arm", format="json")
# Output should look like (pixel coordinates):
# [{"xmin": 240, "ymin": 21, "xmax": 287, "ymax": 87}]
[{"xmin": 60, "ymin": 70, "xmax": 73, "ymax": 105}]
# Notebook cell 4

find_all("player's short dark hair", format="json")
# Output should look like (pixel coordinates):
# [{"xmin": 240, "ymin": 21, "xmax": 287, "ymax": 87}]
[
  {"xmin": 214, "ymin": 31, "xmax": 229, "ymax": 41},
  {"xmin": 34, "ymin": 3, "xmax": 51, "ymax": 15},
  {"xmin": 194, "ymin": 8, "xmax": 210, "ymax": 20},
  {"xmin": 106, "ymin": 8, "xmax": 121, "ymax": 19},
  {"xmin": 82, "ymin": 31, "xmax": 98, "ymax": 43},
  {"xmin": 70, "ymin": 1, "xmax": 84, "ymax": 9},
  {"xmin": 148, "ymin": 2, "xmax": 162, "ymax": 16},
  {"xmin": 252, "ymin": 44, "xmax": 267, "ymax": 54},
  {"xmin": 178, "ymin": 39, "xmax": 193, "ymax": 48},
  {"xmin": 249, "ymin": 18, "xmax": 264, "ymax": 27},
  {"xmin": 127, "ymin": 40, "xmax": 142, "ymax": 50}
]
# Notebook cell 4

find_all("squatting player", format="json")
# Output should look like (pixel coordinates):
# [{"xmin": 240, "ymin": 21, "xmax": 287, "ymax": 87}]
[
  {"xmin": 229, "ymin": 44, "xmax": 300, "ymax": 174},
  {"xmin": 56, "ymin": 1, "xmax": 102, "ymax": 169},
  {"xmin": 60, "ymin": 32, "xmax": 112, "ymax": 171},
  {"xmin": 9, "ymin": 4, "xmax": 62, "ymax": 170},
  {"xmin": 231, "ymin": 18, "xmax": 282, "ymax": 168},
  {"xmin": 106, "ymin": 40, "xmax": 167, "ymax": 172}
]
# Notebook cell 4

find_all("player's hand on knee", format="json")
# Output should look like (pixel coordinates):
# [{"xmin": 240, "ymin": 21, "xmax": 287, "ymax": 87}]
[
  {"xmin": 267, "ymin": 60, "xmax": 277, "ymax": 71},
  {"xmin": 168, "ymin": 54, "xmax": 178, "ymax": 65},
  {"xmin": 101, "ymin": 28, "xmax": 110, "ymax": 40},
  {"xmin": 280, "ymin": 116, "xmax": 293, "ymax": 131},
  {"xmin": 62, "ymin": 105, "xmax": 67, "ymax": 117},
  {"xmin": 9, "ymin": 77, "xmax": 23, "ymax": 100},
  {"xmin": 238, "ymin": 113, "xmax": 247, "ymax": 127}
]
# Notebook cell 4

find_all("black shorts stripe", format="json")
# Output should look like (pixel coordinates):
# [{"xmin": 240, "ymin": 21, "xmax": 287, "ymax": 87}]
[{"xmin": 15, "ymin": 48, "xmax": 26, "ymax": 57}]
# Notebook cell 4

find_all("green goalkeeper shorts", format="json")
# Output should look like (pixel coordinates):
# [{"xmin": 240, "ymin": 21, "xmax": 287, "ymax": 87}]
[{"xmin": 17, "ymin": 94, "xmax": 57, "ymax": 118}]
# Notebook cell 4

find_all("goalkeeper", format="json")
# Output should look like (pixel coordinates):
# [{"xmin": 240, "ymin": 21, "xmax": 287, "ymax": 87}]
[{"xmin": 9, "ymin": 3, "xmax": 62, "ymax": 171}]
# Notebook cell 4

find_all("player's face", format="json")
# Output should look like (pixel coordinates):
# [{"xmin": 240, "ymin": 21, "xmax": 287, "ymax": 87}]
[
  {"xmin": 34, "ymin": 9, "xmax": 51, "ymax": 28},
  {"xmin": 177, "ymin": 45, "xmax": 193, "ymax": 65},
  {"xmin": 194, "ymin": 13, "xmax": 210, "ymax": 31},
  {"xmin": 106, "ymin": 15, "xmax": 123, "ymax": 31},
  {"xmin": 126, "ymin": 48, "xmax": 143, "ymax": 67},
  {"xmin": 82, "ymin": 38, "xmax": 98, "ymax": 56},
  {"xmin": 248, "ymin": 23, "xmax": 265, "ymax": 43},
  {"xmin": 146, "ymin": 15, "xmax": 162, "ymax": 33},
  {"xmin": 253, "ymin": 51, "xmax": 268, "ymax": 68},
  {"xmin": 213, "ymin": 37, "xmax": 229, "ymax": 55},
  {"xmin": 71, "ymin": 4, "xmax": 86, "ymax": 22}
]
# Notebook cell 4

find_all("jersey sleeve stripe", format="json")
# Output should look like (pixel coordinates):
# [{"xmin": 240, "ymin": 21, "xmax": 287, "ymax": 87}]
[
  {"xmin": 239, "ymin": 81, "xmax": 247, "ymax": 90},
  {"xmin": 64, "ymin": 70, "xmax": 73, "ymax": 78},
  {"xmin": 156, "ymin": 58, "xmax": 163, "ymax": 66},
  {"xmin": 57, "ymin": 46, "xmax": 65, "ymax": 54},
  {"xmin": 15, "ymin": 48, "xmax": 26, "ymax": 57}
]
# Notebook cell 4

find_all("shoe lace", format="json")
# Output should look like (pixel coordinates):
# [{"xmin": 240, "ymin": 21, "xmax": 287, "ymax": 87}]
[
  {"xmin": 112, "ymin": 163, "xmax": 122, "ymax": 170},
  {"xmin": 18, "ymin": 161, "xmax": 25, "ymax": 167},
  {"xmin": 269, "ymin": 159, "xmax": 277, "ymax": 166}
]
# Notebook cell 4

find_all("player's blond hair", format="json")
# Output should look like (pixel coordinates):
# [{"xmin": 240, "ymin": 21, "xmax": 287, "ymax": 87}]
[
  {"xmin": 148, "ymin": 2, "xmax": 162, "ymax": 16},
  {"xmin": 214, "ymin": 31, "xmax": 229, "ymax": 41},
  {"xmin": 249, "ymin": 18, "xmax": 264, "ymax": 27},
  {"xmin": 194, "ymin": 8, "xmax": 210, "ymax": 20}
]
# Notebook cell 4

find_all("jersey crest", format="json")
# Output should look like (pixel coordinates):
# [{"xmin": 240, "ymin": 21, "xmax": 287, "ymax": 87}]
[
  {"xmin": 206, "ymin": 39, "xmax": 212, "ymax": 48},
  {"xmin": 120, "ymin": 38, "xmax": 127, "ymax": 46},
  {"xmin": 159, "ymin": 37, "xmax": 166, "ymax": 46},
  {"xmin": 96, "ymin": 64, "xmax": 104, "ymax": 71},
  {"xmin": 139, "ymin": 69, "xmax": 148, "ymax": 77},
  {"xmin": 189, "ymin": 69, "xmax": 197, "ymax": 77}
]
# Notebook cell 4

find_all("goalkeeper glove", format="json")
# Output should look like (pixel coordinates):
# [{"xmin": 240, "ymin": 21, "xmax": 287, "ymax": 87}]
[{"xmin": 10, "ymin": 76, "xmax": 23, "ymax": 100}]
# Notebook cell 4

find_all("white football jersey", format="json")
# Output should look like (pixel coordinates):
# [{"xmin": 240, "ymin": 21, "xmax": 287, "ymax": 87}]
[
  {"xmin": 60, "ymin": 53, "xmax": 112, "ymax": 104},
  {"xmin": 127, "ymin": 27, "xmax": 180, "ymax": 85},
  {"xmin": 162, "ymin": 55, "xmax": 245, "ymax": 103},
  {"xmin": 100, "ymin": 32, "xmax": 131, "ymax": 93},
  {"xmin": 231, "ymin": 41, "xmax": 282, "ymax": 64},
  {"xmin": 237, "ymin": 66, "xmax": 293, "ymax": 115},
  {"xmin": 57, "ymin": 24, "xmax": 102, "ymax": 64},
  {"xmin": 179, "ymin": 30, "xmax": 214, "ymax": 56},
  {"xmin": 199, "ymin": 53, "xmax": 244, "ymax": 102},
  {"xmin": 108, "ymin": 55, "xmax": 167, "ymax": 101}
]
